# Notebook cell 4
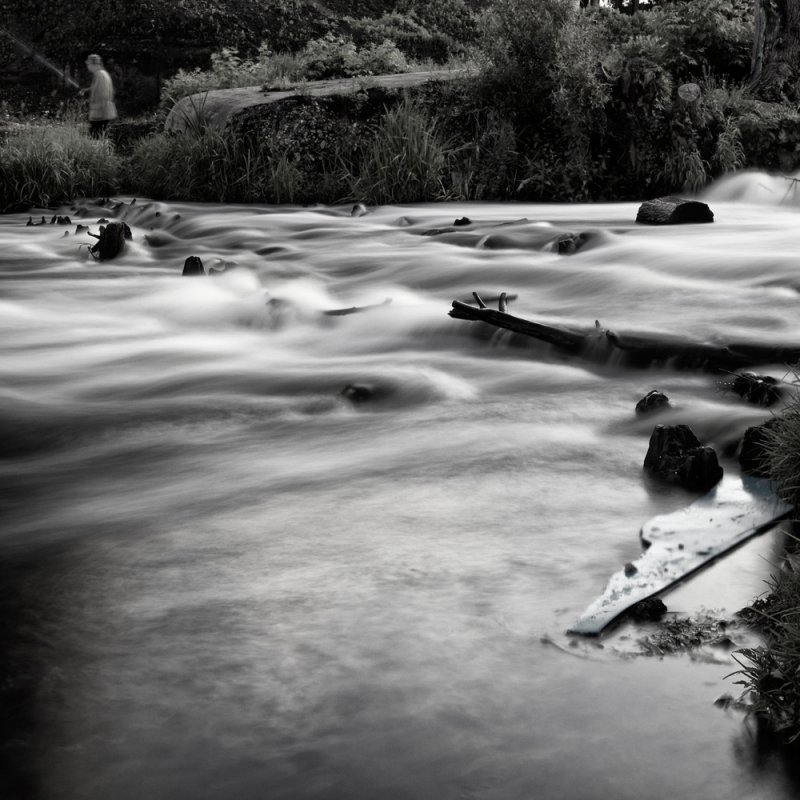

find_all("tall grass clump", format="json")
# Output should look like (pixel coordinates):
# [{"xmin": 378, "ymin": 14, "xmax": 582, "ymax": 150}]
[
  {"xmin": 734, "ymin": 568, "xmax": 800, "ymax": 744},
  {"xmin": 125, "ymin": 128, "xmax": 270, "ymax": 203},
  {"xmin": 345, "ymin": 97, "xmax": 451, "ymax": 204},
  {"xmin": 732, "ymin": 385, "xmax": 800, "ymax": 744},
  {"xmin": 0, "ymin": 124, "xmax": 120, "ymax": 211}
]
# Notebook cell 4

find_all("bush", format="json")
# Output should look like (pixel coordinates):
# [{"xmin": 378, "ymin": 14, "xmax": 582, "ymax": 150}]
[
  {"xmin": 478, "ymin": 0, "xmax": 573, "ymax": 116},
  {"xmin": 300, "ymin": 33, "xmax": 408, "ymax": 80}
]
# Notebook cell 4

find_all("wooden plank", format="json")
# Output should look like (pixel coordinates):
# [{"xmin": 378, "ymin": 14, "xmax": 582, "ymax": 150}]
[{"xmin": 568, "ymin": 476, "xmax": 793, "ymax": 636}]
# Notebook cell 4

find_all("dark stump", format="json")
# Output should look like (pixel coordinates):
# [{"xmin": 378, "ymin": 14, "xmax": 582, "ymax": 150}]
[
  {"xmin": 90, "ymin": 221, "xmax": 132, "ymax": 261},
  {"xmin": 182, "ymin": 256, "xmax": 205, "ymax": 276}
]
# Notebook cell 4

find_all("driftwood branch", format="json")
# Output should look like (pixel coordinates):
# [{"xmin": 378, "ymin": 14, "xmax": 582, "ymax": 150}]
[
  {"xmin": 323, "ymin": 298, "xmax": 392, "ymax": 317},
  {"xmin": 449, "ymin": 293, "xmax": 800, "ymax": 372}
]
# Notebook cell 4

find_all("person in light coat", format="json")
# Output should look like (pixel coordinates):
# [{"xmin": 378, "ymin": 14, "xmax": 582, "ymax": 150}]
[{"xmin": 82, "ymin": 54, "xmax": 117, "ymax": 138}]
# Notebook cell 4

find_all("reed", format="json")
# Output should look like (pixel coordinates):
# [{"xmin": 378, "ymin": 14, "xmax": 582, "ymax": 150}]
[{"xmin": 0, "ymin": 123, "xmax": 120, "ymax": 211}]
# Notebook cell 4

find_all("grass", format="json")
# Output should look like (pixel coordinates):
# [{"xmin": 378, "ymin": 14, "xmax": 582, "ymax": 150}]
[
  {"xmin": 345, "ymin": 97, "xmax": 452, "ymax": 204},
  {"xmin": 0, "ymin": 123, "xmax": 121, "ymax": 212},
  {"xmin": 733, "ymin": 566, "xmax": 800, "ymax": 744},
  {"xmin": 731, "ymin": 384, "xmax": 800, "ymax": 746}
]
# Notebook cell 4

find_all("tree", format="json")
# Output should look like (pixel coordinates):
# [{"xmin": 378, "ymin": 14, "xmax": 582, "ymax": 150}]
[{"xmin": 748, "ymin": 0, "xmax": 800, "ymax": 99}]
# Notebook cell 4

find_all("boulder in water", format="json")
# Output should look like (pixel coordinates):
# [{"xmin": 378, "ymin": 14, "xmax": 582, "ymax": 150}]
[
  {"xmin": 636, "ymin": 196, "xmax": 714, "ymax": 225},
  {"xmin": 644, "ymin": 423, "xmax": 723, "ymax": 492},
  {"xmin": 635, "ymin": 390, "xmax": 670, "ymax": 416},
  {"xmin": 729, "ymin": 372, "xmax": 781, "ymax": 406},
  {"xmin": 341, "ymin": 384, "xmax": 374, "ymax": 404}
]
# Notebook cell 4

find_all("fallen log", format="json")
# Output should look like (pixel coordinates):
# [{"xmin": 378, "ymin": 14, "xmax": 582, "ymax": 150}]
[
  {"xmin": 449, "ymin": 293, "xmax": 800, "ymax": 371},
  {"xmin": 450, "ymin": 293, "xmax": 586, "ymax": 351}
]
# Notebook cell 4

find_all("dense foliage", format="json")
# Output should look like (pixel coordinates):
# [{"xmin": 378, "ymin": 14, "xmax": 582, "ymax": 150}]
[{"xmin": 4, "ymin": 0, "xmax": 800, "ymax": 206}]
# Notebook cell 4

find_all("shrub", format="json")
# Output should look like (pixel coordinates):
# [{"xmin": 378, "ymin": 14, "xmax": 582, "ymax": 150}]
[
  {"xmin": 300, "ymin": 33, "xmax": 408, "ymax": 80},
  {"xmin": 478, "ymin": 0, "xmax": 573, "ymax": 116}
]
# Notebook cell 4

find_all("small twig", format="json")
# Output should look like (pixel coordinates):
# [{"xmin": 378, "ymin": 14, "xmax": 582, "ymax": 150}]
[{"xmin": 472, "ymin": 291, "xmax": 487, "ymax": 309}]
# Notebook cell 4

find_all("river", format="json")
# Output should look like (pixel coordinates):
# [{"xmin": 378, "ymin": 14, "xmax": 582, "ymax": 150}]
[{"xmin": 1, "ymin": 173, "xmax": 799, "ymax": 799}]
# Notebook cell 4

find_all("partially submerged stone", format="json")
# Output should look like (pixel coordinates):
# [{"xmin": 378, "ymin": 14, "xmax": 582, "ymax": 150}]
[
  {"xmin": 643, "ymin": 423, "xmax": 723, "ymax": 492},
  {"xmin": 730, "ymin": 371, "xmax": 781, "ymax": 406},
  {"xmin": 636, "ymin": 196, "xmax": 714, "ymax": 225},
  {"xmin": 739, "ymin": 418, "xmax": 780, "ymax": 477},
  {"xmin": 635, "ymin": 389, "xmax": 670, "ymax": 416}
]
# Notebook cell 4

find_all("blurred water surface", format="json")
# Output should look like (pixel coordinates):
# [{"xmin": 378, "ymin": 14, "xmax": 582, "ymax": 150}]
[{"xmin": 2, "ymin": 172, "xmax": 800, "ymax": 799}]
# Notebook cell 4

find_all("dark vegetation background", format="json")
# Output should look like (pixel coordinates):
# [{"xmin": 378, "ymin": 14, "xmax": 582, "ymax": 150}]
[{"xmin": 2, "ymin": 0, "xmax": 799, "ymax": 207}]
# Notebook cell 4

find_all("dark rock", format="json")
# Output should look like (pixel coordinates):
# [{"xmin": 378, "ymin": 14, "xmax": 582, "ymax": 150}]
[
  {"xmin": 739, "ymin": 418, "xmax": 779, "ymax": 477},
  {"xmin": 351, "ymin": 203, "xmax": 368, "ymax": 217},
  {"xmin": 90, "ymin": 221, "xmax": 131, "ymax": 261},
  {"xmin": 454, "ymin": 217, "xmax": 472, "ymax": 226},
  {"xmin": 636, "ymin": 390, "xmax": 670, "ymax": 416},
  {"xmin": 627, "ymin": 597, "xmax": 667, "ymax": 622},
  {"xmin": 644, "ymin": 423, "xmax": 723, "ymax": 492},
  {"xmin": 182, "ymin": 256, "xmax": 205, "ymax": 276},
  {"xmin": 729, "ymin": 372, "xmax": 781, "ymax": 407},
  {"xmin": 341, "ymin": 384, "xmax": 373, "ymax": 403},
  {"xmin": 636, "ymin": 196, "xmax": 714, "ymax": 225},
  {"xmin": 624, "ymin": 562, "xmax": 638, "ymax": 577},
  {"xmin": 551, "ymin": 231, "xmax": 598, "ymax": 254}
]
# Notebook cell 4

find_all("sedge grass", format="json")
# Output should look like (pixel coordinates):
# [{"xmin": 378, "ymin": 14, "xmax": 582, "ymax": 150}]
[
  {"xmin": 732, "ymin": 383, "xmax": 800, "ymax": 745},
  {"xmin": 345, "ymin": 96, "xmax": 451, "ymax": 204},
  {"xmin": 0, "ymin": 123, "xmax": 121, "ymax": 211}
]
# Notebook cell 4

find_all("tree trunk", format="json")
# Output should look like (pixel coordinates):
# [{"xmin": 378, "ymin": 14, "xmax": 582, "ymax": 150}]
[{"xmin": 748, "ymin": 0, "xmax": 800, "ymax": 100}]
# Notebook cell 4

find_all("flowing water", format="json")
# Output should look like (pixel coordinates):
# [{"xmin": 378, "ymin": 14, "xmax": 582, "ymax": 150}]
[{"xmin": 2, "ymin": 172, "xmax": 800, "ymax": 799}]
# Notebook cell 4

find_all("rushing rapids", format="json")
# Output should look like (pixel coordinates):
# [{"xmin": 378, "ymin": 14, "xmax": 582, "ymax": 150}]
[{"xmin": 2, "ymin": 171, "xmax": 800, "ymax": 799}]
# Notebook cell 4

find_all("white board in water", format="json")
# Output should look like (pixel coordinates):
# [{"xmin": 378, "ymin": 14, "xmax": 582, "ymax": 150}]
[{"xmin": 569, "ymin": 476, "xmax": 793, "ymax": 636}]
